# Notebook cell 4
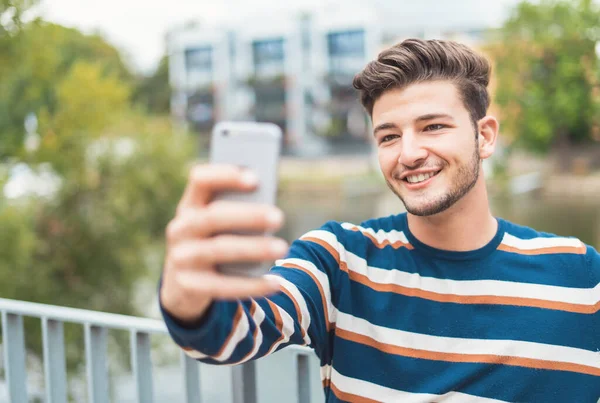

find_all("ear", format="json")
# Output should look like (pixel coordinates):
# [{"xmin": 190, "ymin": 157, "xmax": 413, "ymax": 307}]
[{"xmin": 477, "ymin": 116, "xmax": 499, "ymax": 160}]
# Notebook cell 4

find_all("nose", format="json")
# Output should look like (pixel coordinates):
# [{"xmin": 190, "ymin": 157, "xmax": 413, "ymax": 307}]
[{"xmin": 397, "ymin": 133, "xmax": 428, "ymax": 168}]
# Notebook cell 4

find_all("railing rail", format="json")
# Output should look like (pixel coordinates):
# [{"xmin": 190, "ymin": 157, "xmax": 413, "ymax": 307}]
[
  {"xmin": 0, "ymin": 298, "xmax": 166, "ymax": 333},
  {"xmin": 0, "ymin": 297, "xmax": 318, "ymax": 403}
]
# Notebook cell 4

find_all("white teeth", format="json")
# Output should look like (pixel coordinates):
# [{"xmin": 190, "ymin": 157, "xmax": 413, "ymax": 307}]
[{"xmin": 406, "ymin": 172, "xmax": 437, "ymax": 183}]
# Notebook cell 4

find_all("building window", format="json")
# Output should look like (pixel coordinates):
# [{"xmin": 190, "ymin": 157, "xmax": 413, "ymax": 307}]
[
  {"xmin": 185, "ymin": 46, "xmax": 213, "ymax": 89},
  {"xmin": 252, "ymin": 38, "xmax": 285, "ymax": 78},
  {"xmin": 327, "ymin": 29, "xmax": 365, "ymax": 76},
  {"xmin": 185, "ymin": 46, "xmax": 213, "ymax": 72}
]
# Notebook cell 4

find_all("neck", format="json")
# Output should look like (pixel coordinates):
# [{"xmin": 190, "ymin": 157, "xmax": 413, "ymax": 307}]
[{"xmin": 406, "ymin": 175, "xmax": 497, "ymax": 252}]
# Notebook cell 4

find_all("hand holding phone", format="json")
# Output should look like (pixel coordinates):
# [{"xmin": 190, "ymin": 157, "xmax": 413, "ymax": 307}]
[
  {"xmin": 160, "ymin": 122, "xmax": 286, "ymax": 324},
  {"xmin": 209, "ymin": 122, "xmax": 283, "ymax": 276}
]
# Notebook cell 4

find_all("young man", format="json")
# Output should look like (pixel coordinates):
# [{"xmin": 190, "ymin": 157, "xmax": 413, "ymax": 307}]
[{"xmin": 159, "ymin": 39, "xmax": 600, "ymax": 402}]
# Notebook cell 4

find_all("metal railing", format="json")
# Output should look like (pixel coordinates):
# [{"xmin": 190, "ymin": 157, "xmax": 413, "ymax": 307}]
[{"xmin": 0, "ymin": 298, "xmax": 321, "ymax": 403}]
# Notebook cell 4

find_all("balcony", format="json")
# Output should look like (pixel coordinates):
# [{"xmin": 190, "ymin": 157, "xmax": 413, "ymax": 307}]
[
  {"xmin": 0, "ymin": 298, "xmax": 322, "ymax": 403},
  {"xmin": 244, "ymin": 75, "xmax": 287, "ymax": 92}
]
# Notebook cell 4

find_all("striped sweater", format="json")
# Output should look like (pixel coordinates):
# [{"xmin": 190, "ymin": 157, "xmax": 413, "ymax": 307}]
[{"xmin": 161, "ymin": 213, "xmax": 600, "ymax": 402}]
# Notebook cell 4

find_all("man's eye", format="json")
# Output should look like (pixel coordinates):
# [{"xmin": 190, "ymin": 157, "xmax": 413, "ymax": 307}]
[
  {"xmin": 424, "ymin": 124, "xmax": 446, "ymax": 131},
  {"xmin": 381, "ymin": 134, "xmax": 400, "ymax": 143}
]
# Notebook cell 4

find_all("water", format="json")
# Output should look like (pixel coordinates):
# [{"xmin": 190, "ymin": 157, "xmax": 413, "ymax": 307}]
[{"xmin": 277, "ymin": 187, "xmax": 600, "ymax": 250}]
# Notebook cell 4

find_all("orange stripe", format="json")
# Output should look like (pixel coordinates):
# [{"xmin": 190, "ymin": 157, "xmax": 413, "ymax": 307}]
[
  {"xmin": 238, "ymin": 301, "xmax": 259, "ymax": 363},
  {"xmin": 330, "ymin": 381, "xmax": 381, "ymax": 403},
  {"xmin": 336, "ymin": 328, "xmax": 600, "ymax": 377},
  {"xmin": 282, "ymin": 262, "xmax": 334, "ymax": 332},
  {"xmin": 304, "ymin": 237, "xmax": 598, "ymax": 314},
  {"xmin": 347, "ymin": 269, "xmax": 599, "ymax": 314},
  {"xmin": 322, "ymin": 378, "xmax": 331, "ymax": 389},
  {"xmin": 215, "ymin": 303, "xmax": 244, "ymax": 357},
  {"xmin": 498, "ymin": 243, "xmax": 586, "ymax": 255},
  {"xmin": 278, "ymin": 283, "xmax": 307, "ymax": 344},
  {"xmin": 302, "ymin": 237, "xmax": 341, "ymax": 261},
  {"xmin": 266, "ymin": 299, "xmax": 284, "ymax": 354},
  {"xmin": 349, "ymin": 226, "xmax": 414, "ymax": 250},
  {"xmin": 301, "ymin": 237, "xmax": 350, "ymax": 276}
]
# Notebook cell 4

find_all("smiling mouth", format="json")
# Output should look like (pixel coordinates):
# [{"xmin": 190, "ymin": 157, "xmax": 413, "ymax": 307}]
[{"xmin": 403, "ymin": 170, "xmax": 441, "ymax": 184}]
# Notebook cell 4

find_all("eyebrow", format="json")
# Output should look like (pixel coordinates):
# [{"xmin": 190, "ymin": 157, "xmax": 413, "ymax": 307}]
[
  {"xmin": 415, "ymin": 113, "xmax": 455, "ymax": 122},
  {"xmin": 373, "ymin": 113, "xmax": 455, "ymax": 136},
  {"xmin": 373, "ymin": 122, "xmax": 399, "ymax": 136}
]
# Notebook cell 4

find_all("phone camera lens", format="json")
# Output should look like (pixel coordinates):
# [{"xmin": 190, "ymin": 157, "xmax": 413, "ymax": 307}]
[{"xmin": 222, "ymin": 130, "xmax": 229, "ymax": 137}]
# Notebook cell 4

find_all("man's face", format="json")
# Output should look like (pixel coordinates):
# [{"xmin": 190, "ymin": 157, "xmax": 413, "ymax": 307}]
[{"xmin": 373, "ymin": 81, "xmax": 481, "ymax": 217}]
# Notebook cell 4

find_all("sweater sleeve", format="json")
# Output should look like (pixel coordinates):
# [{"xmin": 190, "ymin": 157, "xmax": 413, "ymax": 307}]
[{"xmin": 159, "ymin": 221, "xmax": 342, "ymax": 365}]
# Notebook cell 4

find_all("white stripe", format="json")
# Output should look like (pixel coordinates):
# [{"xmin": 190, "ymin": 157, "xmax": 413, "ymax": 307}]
[
  {"xmin": 267, "ymin": 274, "xmax": 312, "ymax": 346},
  {"xmin": 330, "ymin": 367, "xmax": 509, "ymax": 403},
  {"xmin": 320, "ymin": 364, "xmax": 332, "ymax": 382},
  {"xmin": 299, "ymin": 229, "xmax": 347, "ymax": 264},
  {"xmin": 341, "ymin": 222, "xmax": 410, "ymax": 245},
  {"xmin": 277, "ymin": 257, "xmax": 338, "ymax": 325},
  {"xmin": 182, "ymin": 348, "xmax": 208, "ymax": 359},
  {"xmin": 336, "ymin": 311, "xmax": 600, "ymax": 370},
  {"xmin": 501, "ymin": 233, "xmax": 584, "ymax": 250},
  {"xmin": 229, "ymin": 300, "xmax": 266, "ymax": 365},
  {"xmin": 213, "ymin": 305, "xmax": 250, "ymax": 362},
  {"xmin": 301, "ymin": 229, "xmax": 341, "ymax": 249},
  {"xmin": 266, "ymin": 303, "xmax": 296, "ymax": 355},
  {"xmin": 345, "ymin": 248, "xmax": 599, "ymax": 306},
  {"xmin": 308, "ymin": 232, "xmax": 598, "ymax": 306}
]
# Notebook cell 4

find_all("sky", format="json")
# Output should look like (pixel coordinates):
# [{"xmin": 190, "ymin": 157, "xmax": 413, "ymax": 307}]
[{"xmin": 36, "ymin": 0, "xmax": 522, "ymax": 74}]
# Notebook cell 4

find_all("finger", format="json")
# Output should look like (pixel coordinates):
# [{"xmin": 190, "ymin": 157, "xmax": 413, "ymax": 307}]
[
  {"xmin": 178, "ymin": 164, "xmax": 258, "ymax": 211},
  {"xmin": 167, "ymin": 203, "xmax": 284, "ymax": 242},
  {"xmin": 175, "ymin": 270, "xmax": 282, "ymax": 300},
  {"xmin": 168, "ymin": 236, "xmax": 289, "ymax": 268}
]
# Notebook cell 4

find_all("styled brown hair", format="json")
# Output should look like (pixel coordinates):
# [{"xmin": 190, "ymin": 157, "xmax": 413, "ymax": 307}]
[{"xmin": 353, "ymin": 38, "xmax": 491, "ymax": 125}]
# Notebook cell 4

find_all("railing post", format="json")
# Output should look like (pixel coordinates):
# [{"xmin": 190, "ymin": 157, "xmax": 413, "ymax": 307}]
[
  {"xmin": 181, "ymin": 351, "xmax": 201, "ymax": 403},
  {"xmin": 85, "ymin": 324, "xmax": 109, "ymax": 403},
  {"xmin": 42, "ymin": 318, "xmax": 67, "ymax": 403},
  {"xmin": 231, "ymin": 361, "xmax": 257, "ymax": 403},
  {"xmin": 2, "ymin": 312, "xmax": 28, "ymax": 403},
  {"xmin": 130, "ymin": 330, "xmax": 154, "ymax": 403},
  {"xmin": 297, "ymin": 353, "xmax": 310, "ymax": 403}
]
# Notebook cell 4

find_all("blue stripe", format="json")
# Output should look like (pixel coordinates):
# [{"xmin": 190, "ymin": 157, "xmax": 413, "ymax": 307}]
[
  {"xmin": 270, "ymin": 267, "xmax": 330, "ymax": 356},
  {"xmin": 297, "ymin": 220, "xmax": 351, "ymax": 291},
  {"xmin": 258, "ymin": 289, "xmax": 308, "ymax": 349},
  {"xmin": 161, "ymin": 300, "xmax": 240, "ymax": 357},
  {"xmin": 253, "ymin": 298, "xmax": 282, "ymax": 357},
  {"xmin": 271, "ymin": 232, "xmax": 342, "ymax": 362},
  {"xmin": 339, "ymin": 280, "xmax": 600, "ymax": 352},
  {"xmin": 198, "ymin": 302, "xmax": 258, "ymax": 364},
  {"xmin": 491, "ymin": 251, "xmax": 592, "ymax": 287},
  {"xmin": 338, "ymin": 218, "xmax": 593, "ymax": 287},
  {"xmin": 332, "ymin": 336, "xmax": 600, "ymax": 403}
]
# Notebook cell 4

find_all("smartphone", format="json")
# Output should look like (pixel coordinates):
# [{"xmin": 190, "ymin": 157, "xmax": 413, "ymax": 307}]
[{"xmin": 209, "ymin": 121, "xmax": 282, "ymax": 277}]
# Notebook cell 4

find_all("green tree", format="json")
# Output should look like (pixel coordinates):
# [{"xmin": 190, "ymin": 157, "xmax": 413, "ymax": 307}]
[
  {"xmin": 490, "ymin": 0, "xmax": 600, "ymax": 153},
  {"xmin": 0, "ymin": 115, "xmax": 195, "ymax": 379},
  {"xmin": 34, "ymin": 60, "xmax": 131, "ymax": 175},
  {"xmin": 0, "ymin": 0, "xmax": 39, "ymax": 155},
  {"xmin": 0, "ymin": 17, "xmax": 197, "ymax": 380},
  {"xmin": 0, "ymin": 21, "xmax": 134, "ymax": 159},
  {"xmin": 3, "ymin": 117, "xmax": 194, "ymax": 314},
  {"xmin": 133, "ymin": 54, "xmax": 171, "ymax": 114},
  {"xmin": 0, "ymin": 0, "xmax": 38, "ymax": 35}
]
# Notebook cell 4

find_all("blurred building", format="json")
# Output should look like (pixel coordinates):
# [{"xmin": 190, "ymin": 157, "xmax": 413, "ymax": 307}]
[
  {"xmin": 167, "ymin": 7, "xmax": 380, "ymax": 155},
  {"xmin": 167, "ymin": 6, "xmax": 494, "ymax": 156},
  {"xmin": 167, "ymin": 25, "xmax": 233, "ymax": 135}
]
